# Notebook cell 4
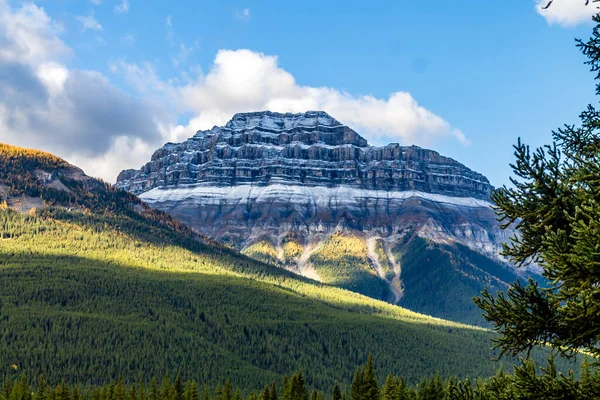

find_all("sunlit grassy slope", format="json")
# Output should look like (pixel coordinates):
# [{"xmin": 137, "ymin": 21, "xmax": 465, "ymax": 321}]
[
  {"xmin": 243, "ymin": 234, "xmax": 393, "ymax": 302},
  {"xmin": 0, "ymin": 144, "xmax": 576, "ymax": 390},
  {"xmin": 240, "ymin": 227, "xmax": 525, "ymax": 326},
  {"xmin": 308, "ymin": 233, "xmax": 392, "ymax": 301}
]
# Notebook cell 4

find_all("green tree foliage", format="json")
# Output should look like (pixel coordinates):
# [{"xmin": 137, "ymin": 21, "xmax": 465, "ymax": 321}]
[
  {"xmin": 381, "ymin": 375, "xmax": 410, "ymax": 400},
  {"xmin": 464, "ymin": 14, "xmax": 600, "ymax": 400},
  {"xmin": 349, "ymin": 356, "xmax": 384, "ymax": 400},
  {"xmin": 477, "ymin": 14, "xmax": 600, "ymax": 361},
  {"xmin": 309, "ymin": 233, "xmax": 392, "ymax": 301},
  {"xmin": 332, "ymin": 384, "xmax": 342, "ymax": 400},
  {"xmin": 0, "ymin": 206, "xmax": 539, "ymax": 389},
  {"xmin": 0, "ymin": 358, "xmax": 594, "ymax": 400},
  {"xmin": 0, "ymin": 143, "xmax": 578, "ymax": 393},
  {"xmin": 394, "ymin": 237, "xmax": 523, "ymax": 326}
]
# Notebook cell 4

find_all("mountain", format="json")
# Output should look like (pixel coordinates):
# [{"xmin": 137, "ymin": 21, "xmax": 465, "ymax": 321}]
[
  {"xmin": 0, "ymin": 142, "xmax": 540, "ymax": 389},
  {"xmin": 116, "ymin": 111, "xmax": 527, "ymax": 326}
]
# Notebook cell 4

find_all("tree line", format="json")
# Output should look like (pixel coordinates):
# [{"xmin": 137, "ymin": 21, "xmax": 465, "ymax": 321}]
[{"xmin": 2, "ymin": 355, "xmax": 599, "ymax": 400}]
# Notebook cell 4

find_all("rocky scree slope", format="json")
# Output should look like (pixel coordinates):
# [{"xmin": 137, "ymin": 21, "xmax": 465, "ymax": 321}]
[{"xmin": 116, "ymin": 111, "xmax": 525, "ymax": 325}]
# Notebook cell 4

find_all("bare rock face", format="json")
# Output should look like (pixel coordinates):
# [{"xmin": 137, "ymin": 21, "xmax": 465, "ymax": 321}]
[
  {"xmin": 117, "ymin": 111, "xmax": 491, "ymax": 199},
  {"xmin": 116, "ymin": 111, "xmax": 521, "ymax": 324}
]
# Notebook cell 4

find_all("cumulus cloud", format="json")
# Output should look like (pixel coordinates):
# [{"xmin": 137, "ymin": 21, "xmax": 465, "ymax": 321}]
[
  {"xmin": 0, "ymin": 1, "xmax": 162, "ymax": 182},
  {"xmin": 114, "ymin": 0, "xmax": 129, "ymax": 14},
  {"xmin": 0, "ymin": 1, "xmax": 467, "ymax": 183},
  {"xmin": 161, "ymin": 49, "xmax": 468, "ymax": 146},
  {"xmin": 535, "ymin": 0, "xmax": 598, "ymax": 26},
  {"xmin": 76, "ymin": 13, "xmax": 102, "ymax": 31},
  {"xmin": 0, "ymin": 1, "xmax": 70, "ymax": 63}
]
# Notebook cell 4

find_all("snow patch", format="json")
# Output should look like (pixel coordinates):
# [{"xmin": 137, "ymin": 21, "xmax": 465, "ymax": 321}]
[{"xmin": 140, "ymin": 183, "xmax": 493, "ymax": 209}]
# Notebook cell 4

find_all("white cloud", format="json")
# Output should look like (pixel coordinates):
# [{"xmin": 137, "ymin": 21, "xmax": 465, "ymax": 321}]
[
  {"xmin": 170, "ymin": 49, "xmax": 469, "ymax": 147},
  {"xmin": 36, "ymin": 61, "xmax": 69, "ymax": 95},
  {"xmin": 0, "ymin": 1, "xmax": 468, "ymax": 184},
  {"xmin": 76, "ymin": 13, "xmax": 102, "ymax": 31},
  {"xmin": 114, "ymin": 0, "xmax": 129, "ymax": 14},
  {"xmin": 235, "ymin": 8, "xmax": 250, "ymax": 22},
  {"xmin": 90, "ymin": 0, "xmax": 102, "ymax": 5},
  {"xmin": 0, "ymin": 1, "xmax": 70, "ymax": 63},
  {"xmin": 535, "ymin": 0, "xmax": 598, "ymax": 26},
  {"xmin": 0, "ymin": 1, "xmax": 162, "ymax": 182},
  {"xmin": 69, "ymin": 136, "xmax": 154, "ymax": 184},
  {"xmin": 166, "ymin": 15, "xmax": 172, "ymax": 27}
]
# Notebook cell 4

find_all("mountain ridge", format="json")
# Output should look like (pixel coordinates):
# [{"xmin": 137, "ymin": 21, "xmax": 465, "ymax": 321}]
[
  {"xmin": 114, "ymin": 111, "xmax": 522, "ymax": 325},
  {"xmin": 116, "ymin": 110, "xmax": 492, "ymax": 200},
  {"xmin": 0, "ymin": 141, "xmax": 539, "ymax": 388}
]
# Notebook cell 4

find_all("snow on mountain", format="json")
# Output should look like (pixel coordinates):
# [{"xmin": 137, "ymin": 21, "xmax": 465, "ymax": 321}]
[{"xmin": 116, "ymin": 111, "xmax": 522, "ymax": 325}]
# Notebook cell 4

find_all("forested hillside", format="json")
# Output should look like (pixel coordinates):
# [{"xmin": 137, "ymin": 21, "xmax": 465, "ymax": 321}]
[
  {"xmin": 0, "ymin": 144, "xmax": 576, "ymax": 391},
  {"xmin": 393, "ymin": 237, "xmax": 521, "ymax": 326},
  {"xmin": 240, "ymin": 232, "xmax": 523, "ymax": 325}
]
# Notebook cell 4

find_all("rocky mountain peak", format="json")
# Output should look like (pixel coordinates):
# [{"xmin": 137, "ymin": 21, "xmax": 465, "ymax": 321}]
[
  {"xmin": 224, "ymin": 110, "xmax": 343, "ymax": 131},
  {"xmin": 113, "ymin": 112, "xmax": 516, "ymax": 323},
  {"xmin": 116, "ymin": 110, "xmax": 491, "ymax": 200},
  {"xmin": 191, "ymin": 110, "xmax": 368, "ymax": 148}
]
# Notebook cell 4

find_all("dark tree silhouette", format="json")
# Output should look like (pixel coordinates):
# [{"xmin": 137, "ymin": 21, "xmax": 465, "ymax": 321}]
[{"xmin": 543, "ymin": 0, "xmax": 600, "ymax": 9}]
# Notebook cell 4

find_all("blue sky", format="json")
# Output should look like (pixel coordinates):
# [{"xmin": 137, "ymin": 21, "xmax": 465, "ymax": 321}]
[{"xmin": 0, "ymin": 0, "xmax": 598, "ymax": 185}]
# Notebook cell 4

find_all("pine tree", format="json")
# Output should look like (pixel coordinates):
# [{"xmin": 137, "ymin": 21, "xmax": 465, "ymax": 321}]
[
  {"xmin": 35, "ymin": 378, "xmax": 46, "ymax": 400},
  {"xmin": 114, "ymin": 377, "xmax": 126, "ymax": 400},
  {"xmin": 394, "ymin": 378, "xmax": 408, "ymax": 400},
  {"xmin": 468, "ymin": 14, "xmax": 600, "ymax": 399},
  {"xmin": 260, "ymin": 386, "xmax": 270, "ymax": 400},
  {"xmin": 161, "ymin": 376, "xmax": 172, "ymax": 400},
  {"xmin": 184, "ymin": 382, "xmax": 192, "ymax": 400},
  {"xmin": 223, "ymin": 381, "xmax": 232, "ymax": 400},
  {"xmin": 149, "ymin": 379, "xmax": 158, "ymax": 400},
  {"xmin": 173, "ymin": 376, "xmax": 184, "ymax": 400},
  {"xmin": 415, "ymin": 376, "xmax": 443, "ymax": 400},
  {"xmin": 214, "ymin": 384, "xmax": 223, "ymax": 400},
  {"xmin": 188, "ymin": 382, "xmax": 199, "ymax": 400},
  {"xmin": 3, "ymin": 380, "xmax": 12, "ymax": 400},
  {"xmin": 130, "ymin": 386, "xmax": 138, "ymax": 400},
  {"xmin": 332, "ymin": 384, "xmax": 342, "ymax": 400},
  {"xmin": 138, "ymin": 381, "xmax": 146, "ymax": 400},
  {"xmin": 289, "ymin": 373, "xmax": 308, "ymax": 400},
  {"xmin": 361, "ymin": 356, "xmax": 379, "ymax": 400},
  {"xmin": 100, "ymin": 384, "xmax": 109, "ymax": 400},
  {"xmin": 381, "ymin": 376, "xmax": 395, "ymax": 400},
  {"xmin": 107, "ymin": 381, "xmax": 115, "ymax": 400},
  {"xmin": 8, "ymin": 378, "xmax": 22, "ymax": 400},
  {"xmin": 349, "ymin": 369, "xmax": 363, "ymax": 400},
  {"xmin": 57, "ymin": 383, "xmax": 70, "ymax": 400},
  {"xmin": 71, "ymin": 386, "xmax": 80, "ymax": 400},
  {"xmin": 280, "ymin": 377, "xmax": 290, "ymax": 400}
]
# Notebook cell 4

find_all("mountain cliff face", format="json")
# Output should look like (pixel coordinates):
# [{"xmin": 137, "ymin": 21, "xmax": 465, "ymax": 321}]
[
  {"xmin": 118, "ymin": 111, "xmax": 491, "ymax": 198},
  {"xmin": 117, "ymin": 111, "xmax": 523, "ymax": 325}
]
